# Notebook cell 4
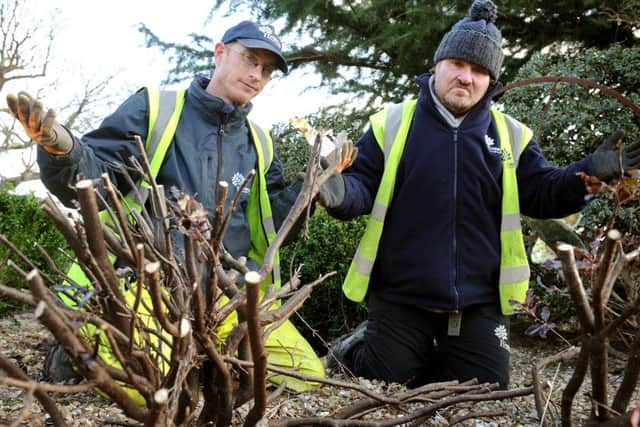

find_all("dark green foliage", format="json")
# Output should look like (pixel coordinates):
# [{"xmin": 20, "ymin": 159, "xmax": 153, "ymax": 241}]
[
  {"xmin": 137, "ymin": 26, "xmax": 215, "ymax": 85},
  {"xmin": 0, "ymin": 192, "xmax": 70, "ymax": 316},
  {"xmin": 580, "ymin": 197, "xmax": 640, "ymax": 238},
  {"xmin": 500, "ymin": 44, "xmax": 640, "ymax": 167},
  {"xmin": 528, "ymin": 266, "xmax": 577, "ymax": 324},
  {"xmin": 282, "ymin": 210, "xmax": 367, "ymax": 353}
]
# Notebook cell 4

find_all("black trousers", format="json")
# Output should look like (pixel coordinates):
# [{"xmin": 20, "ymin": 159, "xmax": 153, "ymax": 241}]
[{"xmin": 347, "ymin": 293, "xmax": 511, "ymax": 389}]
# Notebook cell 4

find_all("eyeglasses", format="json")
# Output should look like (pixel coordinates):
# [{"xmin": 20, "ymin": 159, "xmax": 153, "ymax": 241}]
[{"xmin": 226, "ymin": 47, "xmax": 277, "ymax": 80}]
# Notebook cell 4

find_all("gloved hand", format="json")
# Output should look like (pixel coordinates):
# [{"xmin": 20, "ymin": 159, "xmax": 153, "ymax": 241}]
[
  {"xmin": 591, "ymin": 130, "xmax": 640, "ymax": 182},
  {"xmin": 316, "ymin": 138, "xmax": 357, "ymax": 209},
  {"xmin": 317, "ymin": 164, "xmax": 345, "ymax": 209},
  {"xmin": 6, "ymin": 91, "xmax": 73, "ymax": 155},
  {"xmin": 325, "ymin": 132, "xmax": 358, "ymax": 173}
]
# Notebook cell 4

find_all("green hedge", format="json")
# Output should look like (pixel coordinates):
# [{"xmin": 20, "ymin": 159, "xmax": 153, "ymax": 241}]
[
  {"xmin": 0, "ymin": 191, "xmax": 70, "ymax": 316},
  {"xmin": 281, "ymin": 209, "xmax": 367, "ymax": 352},
  {"xmin": 502, "ymin": 44, "xmax": 640, "ymax": 169}
]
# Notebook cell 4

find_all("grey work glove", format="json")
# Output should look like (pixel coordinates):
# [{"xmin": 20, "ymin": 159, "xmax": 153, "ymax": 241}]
[
  {"xmin": 317, "ymin": 162, "xmax": 346, "ymax": 209},
  {"xmin": 591, "ymin": 129, "xmax": 640, "ymax": 182},
  {"xmin": 316, "ymin": 137, "xmax": 357, "ymax": 209},
  {"xmin": 6, "ymin": 91, "xmax": 73, "ymax": 154}
]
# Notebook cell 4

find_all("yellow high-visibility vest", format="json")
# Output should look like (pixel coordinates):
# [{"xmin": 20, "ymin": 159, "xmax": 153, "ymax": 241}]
[{"xmin": 342, "ymin": 100, "xmax": 533, "ymax": 315}]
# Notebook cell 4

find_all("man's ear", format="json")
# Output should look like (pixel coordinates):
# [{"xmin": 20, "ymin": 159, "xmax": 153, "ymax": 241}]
[{"xmin": 213, "ymin": 42, "xmax": 226, "ymax": 63}]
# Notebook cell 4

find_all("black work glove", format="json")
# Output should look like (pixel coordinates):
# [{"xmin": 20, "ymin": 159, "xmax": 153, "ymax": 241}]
[
  {"xmin": 591, "ymin": 130, "xmax": 640, "ymax": 182},
  {"xmin": 6, "ymin": 91, "xmax": 73, "ymax": 154}
]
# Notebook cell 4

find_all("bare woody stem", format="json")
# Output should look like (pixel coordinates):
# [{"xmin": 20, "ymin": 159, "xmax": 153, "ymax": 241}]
[
  {"xmin": 591, "ymin": 230, "xmax": 623, "ymax": 421},
  {"xmin": 259, "ymin": 163, "xmax": 337, "ymax": 282},
  {"xmin": 75, "ymin": 179, "xmax": 130, "ymax": 335},
  {"xmin": 145, "ymin": 261, "xmax": 180, "ymax": 337},
  {"xmin": 557, "ymin": 243, "xmax": 594, "ymax": 332},
  {"xmin": 27, "ymin": 270, "xmax": 147, "ymax": 422},
  {"xmin": 243, "ymin": 271, "xmax": 267, "ymax": 426},
  {"xmin": 102, "ymin": 173, "xmax": 139, "ymax": 264}
]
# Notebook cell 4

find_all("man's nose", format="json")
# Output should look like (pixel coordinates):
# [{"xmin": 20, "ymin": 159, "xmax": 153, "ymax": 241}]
[
  {"xmin": 457, "ymin": 67, "xmax": 473, "ymax": 84},
  {"xmin": 247, "ymin": 66, "xmax": 261, "ymax": 80},
  {"xmin": 247, "ymin": 64, "xmax": 269, "ymax": 81}
]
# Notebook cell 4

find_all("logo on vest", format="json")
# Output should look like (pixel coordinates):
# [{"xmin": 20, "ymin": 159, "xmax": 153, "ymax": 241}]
[
  {"xmin": 500, "ymin": 148, "xmax": 513, "ymax": 164},
  {"xmin": 232, "ymin": 172, "xmax": 251, "ymax": 194}
]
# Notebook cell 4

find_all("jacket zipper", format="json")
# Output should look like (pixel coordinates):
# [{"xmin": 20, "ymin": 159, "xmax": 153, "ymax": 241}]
[
  {"xmin": 215, "ymin": 115, "xmax": 228, "ymax": 196},
  {"xmin": 452, "ymin": 129, "xmax": 460, "ymax": 312}
]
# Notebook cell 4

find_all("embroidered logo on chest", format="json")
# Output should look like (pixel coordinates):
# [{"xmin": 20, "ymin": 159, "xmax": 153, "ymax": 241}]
[
  {"xmin": 232, "ymin": 172, "xmax": 251, "ymax": 194},
  {"xmin": 485, "ymin": 135, "xmax": 501, "ymax": 156},
  {"xmin": 486, "ymin": 134, "xmax": 512, "ymax": 162}
]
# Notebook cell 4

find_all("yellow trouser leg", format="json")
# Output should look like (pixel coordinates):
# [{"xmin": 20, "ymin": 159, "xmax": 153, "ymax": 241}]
[{"xmin": 217, "ymin": 299, "xmax": 325, "ymax": 392}]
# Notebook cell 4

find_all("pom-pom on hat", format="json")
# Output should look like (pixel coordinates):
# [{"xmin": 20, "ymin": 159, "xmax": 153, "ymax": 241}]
[{"xmin": 433, "ymin": 0, "xmax": 504, "ymax": 81}]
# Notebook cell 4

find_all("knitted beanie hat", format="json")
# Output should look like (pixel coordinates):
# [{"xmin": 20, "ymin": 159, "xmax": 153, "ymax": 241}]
[{"xmin": 433, "ymin": 0, "xmax": 504, "ymax": 81}]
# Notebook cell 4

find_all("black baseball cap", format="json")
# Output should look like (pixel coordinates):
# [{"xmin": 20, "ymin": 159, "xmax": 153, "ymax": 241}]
[{"xmin": 221, "ymin": 21, "xmax": 288, "ymax": 73}]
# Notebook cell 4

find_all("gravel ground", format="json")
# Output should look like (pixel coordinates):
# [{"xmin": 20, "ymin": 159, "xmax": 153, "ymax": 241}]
[{"xmin": 1, "ymin": 311, "xmax": 638, "ymax": 426}]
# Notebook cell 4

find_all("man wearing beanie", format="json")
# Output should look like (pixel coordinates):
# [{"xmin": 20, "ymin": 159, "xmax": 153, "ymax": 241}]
[
  {"xmin": 6, "ymin": 20, "xmax": 324, "ymax": 397},
  {"xmin": 319, "ymin": 0, "xmax": 640, "ymax": 388}
]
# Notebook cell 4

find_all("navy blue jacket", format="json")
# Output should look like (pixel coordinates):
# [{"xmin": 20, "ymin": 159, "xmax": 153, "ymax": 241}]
[{"xmin": 329, "ymin": 74, "xmax": 593, "ymax": 311}]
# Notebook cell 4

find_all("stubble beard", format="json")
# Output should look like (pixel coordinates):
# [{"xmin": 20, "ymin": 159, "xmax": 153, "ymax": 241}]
[{"xmin": 441, "ymin": 90, "xmax": 474, "ymax": 116}]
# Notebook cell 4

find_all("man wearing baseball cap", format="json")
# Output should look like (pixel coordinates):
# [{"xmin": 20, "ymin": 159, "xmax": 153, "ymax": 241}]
[{"xmin": 6, "ymin": 20, "xmax": 324, "ymax": 397}]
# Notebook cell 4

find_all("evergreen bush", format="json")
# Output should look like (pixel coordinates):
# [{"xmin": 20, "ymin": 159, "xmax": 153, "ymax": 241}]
[
  {"xmin": 0, "ymin": 191, "xmax": 70, "ymax": 316},
  {"xmin": 281, "ymin": 210, "xmax": 367, "ymax": 352}
]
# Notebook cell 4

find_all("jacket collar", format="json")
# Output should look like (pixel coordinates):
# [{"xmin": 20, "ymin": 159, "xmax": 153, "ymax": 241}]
[{"xmin": 188, "ymin": 75, "xmax": 252, "ymax": 130}]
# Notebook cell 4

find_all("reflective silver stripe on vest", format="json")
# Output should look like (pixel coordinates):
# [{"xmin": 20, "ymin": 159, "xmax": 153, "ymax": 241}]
[
  {"xmin": 503, "ymin": 114, "xmax": 524, "ymax": 167},
  {"xmin": 134, "ymin": 90, "xmax": 179, "ymax": 205},
  {"xmin": 249, "ymin": 122, "xmax": 276, "ymax": 236},
  {"xmin": 354, "ymin": 104, "xmax": 404, "ymax": 274},
  {"xmin": 499, "ymin": 265, "xmax": 531, "ymax": 284},
  {"xmin": 383, "ymin": 103, "xmax": 404, "ymax": 160},
  {"xmin": 354, "ymin": 248, "xmax": 375, "ymax": 275},
  {"xmin": 248, "ymin": 121, "xmax": 280, "ymax": 284},
  {"xmin": 263, "ymin": 217, "xmax": 276, "ymax": 235},
  {"xmin": 250, "ymin": 121, "xmax": 271, "ymax": 169},
  {"xmin": 501, "ymin": 213, "xmax": 522, "ymax": 232},
  {"xmin": 147, "ymin": 91, "xmax": 178, "ymax": 159},
  {"xmin": 371, "ymin": 202, "xmax": 386, "ymax": 222},
  {"xmin": 272, "ymin": 257, "xmax": 281, "ymax": 284}
]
